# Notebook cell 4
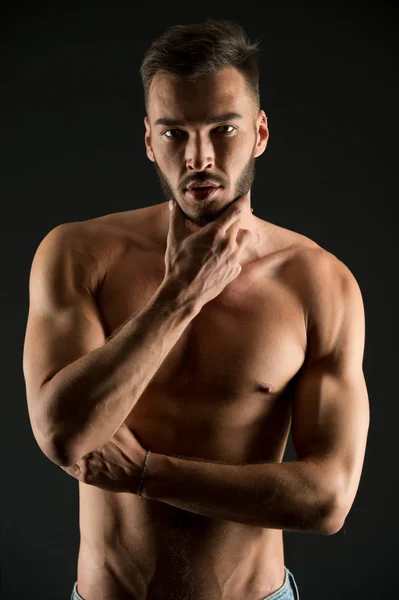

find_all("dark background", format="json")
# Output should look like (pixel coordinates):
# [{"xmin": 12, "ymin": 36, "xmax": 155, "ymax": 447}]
[{"xmin": 1, "ymin": 1, "xmax": 397, "ymax": 598}]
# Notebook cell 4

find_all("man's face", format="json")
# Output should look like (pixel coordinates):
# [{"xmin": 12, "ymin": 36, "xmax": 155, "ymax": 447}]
[{"xmin": 144, "ymin": 66, "xmax": 268, "ymax": 228}]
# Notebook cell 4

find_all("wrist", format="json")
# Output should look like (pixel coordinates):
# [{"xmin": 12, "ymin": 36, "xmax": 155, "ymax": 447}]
[
  {"xmin": 140, "ymin": 452, "xmax": 172, "ymax": 500},
  {"xmin": 136, "ymin": 449, "xmax": 152, "ymax": 497},
  {"xmin": 156, "ymin": 276, "xmax": 202, "ymax": 319}
]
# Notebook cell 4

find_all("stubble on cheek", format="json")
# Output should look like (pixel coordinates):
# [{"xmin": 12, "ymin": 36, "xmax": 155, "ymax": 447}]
[{"xmin": 151, "ymin": 143, "xmax": 257, "ymax": 227}]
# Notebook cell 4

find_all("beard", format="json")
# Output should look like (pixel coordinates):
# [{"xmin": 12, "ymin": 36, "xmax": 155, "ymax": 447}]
[{"xmin": 152, "ymin": 146, "xmax": 256, "ymax": 228}]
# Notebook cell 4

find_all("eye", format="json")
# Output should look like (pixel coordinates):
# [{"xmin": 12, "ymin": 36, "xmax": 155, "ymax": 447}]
[
  {"xmin": 163, "ymin": 129, "xmax": 185, "ymax": 138},
  {"xmin": 216, "ymin": 125, "xmax": 235, "ymax": 134}
]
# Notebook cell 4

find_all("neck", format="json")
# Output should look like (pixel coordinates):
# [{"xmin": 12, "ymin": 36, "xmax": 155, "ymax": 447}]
[{"xmin": 157, "ymin": 200, "xmax": 264, "ymax": 265}]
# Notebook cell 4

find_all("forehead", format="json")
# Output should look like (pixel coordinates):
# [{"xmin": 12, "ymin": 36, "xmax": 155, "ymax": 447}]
[{"xmin": 148, "ymin": 66, "xmax": 252, "ymax": 123}]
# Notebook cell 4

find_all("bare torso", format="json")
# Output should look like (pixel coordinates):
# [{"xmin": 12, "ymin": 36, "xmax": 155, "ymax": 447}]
[{"xmin": 74, "ymin": 201, "xmax": 318, "ymax": 600}]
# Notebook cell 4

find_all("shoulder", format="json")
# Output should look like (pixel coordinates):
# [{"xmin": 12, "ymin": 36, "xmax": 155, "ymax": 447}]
[
  {"xmin": 290, "ymin": 245, "xmax": 365, "ymax": 362},
  {"xmin": 34, "ymin": 208, "xmax": 146, "ymax": 294},
  {"xmin": 258, "ymin": 217, "xmax": 361, "ymax": 286},
  {"xmin": 294, "ymin": 245, "xmax": 363, "ymax": 306},
  {"xmin": 86, "ymin": 204, "xmax": 163, "ymax": 250},
  {"xmin": 262, "ymin": 218, "xmax": 362, "ymax": 302},
  {"xmin": 45, "ymin": 205, "xmax": 161, "ymax": 290},
  {"xmin": 260, "ymin": 220, "xmax": 364, "ymax": 337}
]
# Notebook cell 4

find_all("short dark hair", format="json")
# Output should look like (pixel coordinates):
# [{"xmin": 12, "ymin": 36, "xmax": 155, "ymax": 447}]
[{"xmin": 140, "ymin": 18, "xmax": 261, "ymax": 115}]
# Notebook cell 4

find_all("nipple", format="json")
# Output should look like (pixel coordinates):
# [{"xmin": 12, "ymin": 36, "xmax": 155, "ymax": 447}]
[{"xmin": 258, "ymin": 381, "xmax": 275, "ymax": 393}]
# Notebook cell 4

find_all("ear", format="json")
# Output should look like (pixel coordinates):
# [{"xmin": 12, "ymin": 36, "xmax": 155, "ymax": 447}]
[
  {"xmin": 254, "ymin": 110, "xmax": 269, "ymax": 158},
  {"xmin": 144, "ymin": 116, "xmax": 155, "ymax": 162}
]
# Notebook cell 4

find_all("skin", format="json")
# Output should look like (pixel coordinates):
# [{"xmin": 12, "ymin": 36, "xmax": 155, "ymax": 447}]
[
  {"xmin": 144, "ymin": 66, "xmax": 268, "ymax": 240},
  {"xmin": 31, "ymin": 66, "xmax": 369, "ymax": 600}
]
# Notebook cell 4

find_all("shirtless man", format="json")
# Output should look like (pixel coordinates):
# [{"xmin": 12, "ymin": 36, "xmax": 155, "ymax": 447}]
[{"xmin": 23, "ymin": 18, "xmax": 370, "ymax": 600}]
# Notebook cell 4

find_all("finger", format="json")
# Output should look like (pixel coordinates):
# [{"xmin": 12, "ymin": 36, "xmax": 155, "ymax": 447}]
[
  {"xmin": 167, "ymin": 199, "xmax": 188, "ymax": 246},
  {"xmin": 225, "ymin": 217, "xmax": 242, "ymax": 241},
  {"xmin": 61, "ymin": 463, "xmax": 81, "ymax": 477},
  {"xmin": 203, "ymin": 192, "xmax": 251, "ymax": 235},
  {"xmin": 235, "ymin": 228, "xmax": 252, "ymax": 253}
]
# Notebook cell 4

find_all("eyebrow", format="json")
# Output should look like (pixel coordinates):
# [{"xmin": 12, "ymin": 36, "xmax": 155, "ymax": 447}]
[{"xmin": 154, "ymin": 112, "xmax": 243, "ymax": 127}]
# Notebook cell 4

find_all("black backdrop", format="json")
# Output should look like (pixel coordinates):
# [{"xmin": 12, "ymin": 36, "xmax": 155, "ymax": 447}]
[{"xmin": 1, "ymin": 1, "xmax": 397, "ymax": 598}]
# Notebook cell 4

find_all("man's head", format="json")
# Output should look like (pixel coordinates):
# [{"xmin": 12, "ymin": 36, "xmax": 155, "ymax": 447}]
[{"xmin": 140, "ymin": 19, "xmax": 269, "ymax": 229}]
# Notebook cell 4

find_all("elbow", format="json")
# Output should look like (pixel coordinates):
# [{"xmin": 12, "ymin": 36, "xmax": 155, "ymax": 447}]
[
  {"xmin": 38, "ymin": 404, "xmax": 79, "ymax": 467},
  {"xmin": 30, "ymin": 385, "xmax": 74, "ymax": 466},
  {"xmin": 33, "ymin": 423, "xmax": 75, "ymax": 467},
  {"xmin": 42, "ymin": 426, "xmax": 96, "ymax": 468},
  {"xmin": 30, "ymin": 417, "xmax": 69, "ymax": 467},
  {"xmin": 317, "ymin": 494, "xmax": 348, "ymax": 536},
  {"xmin": 39, "ymin": 435, "xmax": 74, "ymax": 467},
  {"xmin": 310, "ymin": 461, "xmax": 350, "ymax": 535},
  {"xmin": 319, "ymin": 511, "xmax": 346, "ymax": 536},
  {"xmin": 48, "ymin": 438, "xmax": 76, "ymax": 467}
]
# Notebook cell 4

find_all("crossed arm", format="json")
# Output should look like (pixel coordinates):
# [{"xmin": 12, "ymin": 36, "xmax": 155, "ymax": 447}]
[
  {"xmin": 142, "ymin": 454, "xmax": 337, "ymax": 534},
  {"xmin": 139, "ymin": 251, "xmax": 370, "ymax": 536},
  {"xmin": 55, "ymin": 249, "xmax": 369, "ymax": 536}
]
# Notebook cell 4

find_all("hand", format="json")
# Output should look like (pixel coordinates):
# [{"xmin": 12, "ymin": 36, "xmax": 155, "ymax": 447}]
[
  {"xmin": 60, "ymin": 424, "xmax": 148, "ymax": 495},
  {"xmin": 163, "ymin": 193, "xmax": 252, "ymax": 310}
]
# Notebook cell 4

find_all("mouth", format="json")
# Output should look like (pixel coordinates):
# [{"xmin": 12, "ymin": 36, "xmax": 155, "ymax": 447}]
[{"xmin": 185, "ymin": 184, "xmax": 221, "ymax": 201}]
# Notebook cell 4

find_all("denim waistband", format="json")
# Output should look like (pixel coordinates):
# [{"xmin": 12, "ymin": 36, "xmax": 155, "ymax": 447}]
[{"xmin": 71, "ymin": 565, "xmax": 299, "ymax": 600}]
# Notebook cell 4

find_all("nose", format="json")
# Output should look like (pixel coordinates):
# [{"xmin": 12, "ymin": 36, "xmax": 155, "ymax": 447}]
[{"xmin": 185, "ymin": 133, "xmax": 215, "ymax": 172}]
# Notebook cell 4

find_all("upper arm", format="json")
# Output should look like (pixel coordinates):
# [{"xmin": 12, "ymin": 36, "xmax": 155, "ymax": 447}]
[
  {"xmin": 291, "ymin": 250, "xmax": 370, "ymax": 529},
  {"xmin": 23, "ymin": 223, "xmax": 107, "ymax": 454}
]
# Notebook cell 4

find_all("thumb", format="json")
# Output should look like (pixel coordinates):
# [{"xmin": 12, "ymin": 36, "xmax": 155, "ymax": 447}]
[{"xmin": 167, "ymin": 199, "xmax": 188, "ymax": 245}]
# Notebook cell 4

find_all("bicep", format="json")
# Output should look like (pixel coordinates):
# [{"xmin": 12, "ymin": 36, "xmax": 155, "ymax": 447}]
[
  {"xmin": 292, "ymin": 360, "xmax": 369, "ymax": 479},
  {"xmin": 291, "ymin": 253, "xmax": 370, "ymax": 520},
  {"xmin": 23, "ymin": 224, "xmax": 107, "ymax": 447}
]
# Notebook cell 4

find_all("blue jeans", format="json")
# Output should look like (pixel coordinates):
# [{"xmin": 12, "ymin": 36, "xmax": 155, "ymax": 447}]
[
  {"xmin": 71, "ymin": 566, "xmax": 299, "ymax": 599},
  {"xmin": 261, "ymin": 567, "xmax": 300, "ymax": 599}
]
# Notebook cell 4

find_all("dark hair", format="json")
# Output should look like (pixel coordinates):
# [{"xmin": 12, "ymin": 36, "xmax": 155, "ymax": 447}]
[{"xmin": 140, "ymin": 18, "xmax": 261, "ymax": 114}]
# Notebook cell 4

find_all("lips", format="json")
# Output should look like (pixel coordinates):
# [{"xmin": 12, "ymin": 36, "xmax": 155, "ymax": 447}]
[
  {"xmin": 185, "ymin": 186, "xmax": 221, "ymax": 200},
  {"xmin": 187, "ymin": 181, "xmax": 220, "ymax": 191}
]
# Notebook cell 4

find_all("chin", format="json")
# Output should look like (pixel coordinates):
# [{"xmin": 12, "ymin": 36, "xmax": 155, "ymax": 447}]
[{"xmin": 188, "ymin": 205, "xmax": 231, "ymax": 229}]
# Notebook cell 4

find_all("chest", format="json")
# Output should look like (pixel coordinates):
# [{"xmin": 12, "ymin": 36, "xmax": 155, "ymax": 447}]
[
  {"xmin": 95, "ymin": 245, "xmax": 307, "ymax": 460},
  {"xmin": 97, "ymin": 248, "xmax": 306, "ymax": 397}
]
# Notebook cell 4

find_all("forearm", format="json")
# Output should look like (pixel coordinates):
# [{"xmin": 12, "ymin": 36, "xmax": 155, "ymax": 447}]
[
  {"xmin": 40, "ymin": 281, "xmax": 199, "ymax": 466},
  {"xmin": 142, "ymin": 453, "xmax": 335, "ymax": 535}
]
